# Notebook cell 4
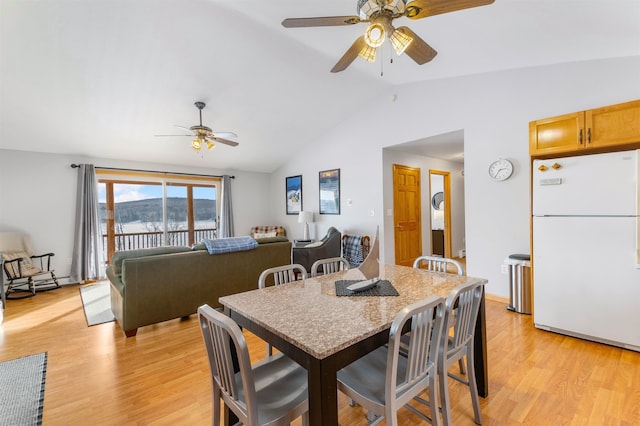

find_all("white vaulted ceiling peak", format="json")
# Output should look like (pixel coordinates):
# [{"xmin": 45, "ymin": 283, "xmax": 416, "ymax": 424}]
[{"xmin": 1, "ymin": 0, "xmax": 638, "ymax": 172}]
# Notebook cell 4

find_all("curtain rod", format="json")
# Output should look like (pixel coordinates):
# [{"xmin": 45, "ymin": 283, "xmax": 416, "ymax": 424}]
[{"xmin": 70, "ymin": 164, "xmax": 234, "ymax": 179}]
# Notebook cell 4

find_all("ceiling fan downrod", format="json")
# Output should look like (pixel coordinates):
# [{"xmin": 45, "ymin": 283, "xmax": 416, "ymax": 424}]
[{"xmin": 194, "ymin": 101, "xmax": 206, "ymax": 126}]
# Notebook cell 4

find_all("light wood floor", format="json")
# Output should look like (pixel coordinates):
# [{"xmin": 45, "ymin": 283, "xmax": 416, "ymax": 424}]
[{"xmin": 1, "ymin": 284, "xmax": 639, "ymax": 425}]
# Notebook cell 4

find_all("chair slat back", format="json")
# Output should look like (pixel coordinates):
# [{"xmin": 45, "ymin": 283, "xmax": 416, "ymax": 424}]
[
  {"xmin": 444, "ymin": 282, "xmax": 484, "ymax": 358},
  {"xmin": 198, "ymin": 305, "xmax": 257, "ymax": 424},
  {"xmin": 311, "ymin": 257, "xmax": 350, "ymax": 277},
  {"xmin": 413, "ymin": 255, "xmax": 464, "ymax": 275},
  {"xmin": 258, "ymin": 264, "xmax": 307, "ymax": 288},
  {"xmin": 387, "ymin": 296, "xmax": 445, "ymax": 403}
]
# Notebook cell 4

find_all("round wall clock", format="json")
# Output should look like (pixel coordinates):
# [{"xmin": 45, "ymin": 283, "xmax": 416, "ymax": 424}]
[{"xmin": 488, "ymin": 159, "xmax": 514, "ymax": 181}]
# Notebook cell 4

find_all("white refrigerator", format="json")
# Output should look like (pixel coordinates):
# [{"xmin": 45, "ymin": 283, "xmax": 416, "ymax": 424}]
[{"xmin": 532, "ymin": 150, "xmax": 640, "ymax": 351}]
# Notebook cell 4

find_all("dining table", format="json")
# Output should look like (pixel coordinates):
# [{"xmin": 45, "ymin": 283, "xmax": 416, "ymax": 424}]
[{"xmin": 220, "ymin": 263, "xmax": 488, "ymax": 426}]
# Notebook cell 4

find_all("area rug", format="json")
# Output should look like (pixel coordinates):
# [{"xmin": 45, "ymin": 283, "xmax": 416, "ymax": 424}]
[
  {"xmin": 0, "ymin": 352, "xmax": 47, "ymax": 426},
  {"xmin": 79, "ymin": 282, "xmax": 115, "ymax": 326}
]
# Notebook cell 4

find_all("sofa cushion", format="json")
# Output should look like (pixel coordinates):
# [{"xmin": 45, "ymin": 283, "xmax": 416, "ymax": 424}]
[
  {"xmin": 111, "ymin": 246, "xmax": 192, "ymax": 275},
  {"xmin": 255, "ymin": 236, "xmax": 289, "ymax": 244},
  {"xmin": 304, "ymin": 241, "xmax": 323, "ymax": 248},
  {"xmin": 191, "ymin": 242, "xmax": 207, "ymax": 251},
  {"xmin": 2, "ymin": 251, "xmax": 38, "ymax": 277}
]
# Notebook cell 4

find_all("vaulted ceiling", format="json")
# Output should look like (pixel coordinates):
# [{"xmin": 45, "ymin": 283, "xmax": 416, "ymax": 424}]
[{"xmin": 1, "ymin": 0, "xmax": 638, "ymax": 172}]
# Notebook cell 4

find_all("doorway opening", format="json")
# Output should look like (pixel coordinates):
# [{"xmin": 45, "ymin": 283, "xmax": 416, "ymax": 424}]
[
  {"xmin": 429, "ymin": 170, "xmax": 452, "ymax": 258},
  {"xmin": 382, "ymin": 129, "xmax": 466, "ymax": 269}
]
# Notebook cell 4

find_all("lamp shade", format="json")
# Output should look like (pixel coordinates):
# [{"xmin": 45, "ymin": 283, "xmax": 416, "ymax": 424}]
[{"xmin": 298, "ymin": 211, "xmax": 314, "ymax": 224}]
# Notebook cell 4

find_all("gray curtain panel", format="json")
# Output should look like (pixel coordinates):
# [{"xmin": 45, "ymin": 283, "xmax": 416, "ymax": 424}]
[
  {"xmin": 219, "ymin": 175, "xmax": 234, "ymax": 238},
  {"xmin": 70, "ymin": 164, "xmax": 104, "ymax": 282}
]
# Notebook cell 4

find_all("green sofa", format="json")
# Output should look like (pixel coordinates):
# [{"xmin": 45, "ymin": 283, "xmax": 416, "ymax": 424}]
[{"xmin": 106, "ymin": 238, "xmax": 292, "ymax": 337}]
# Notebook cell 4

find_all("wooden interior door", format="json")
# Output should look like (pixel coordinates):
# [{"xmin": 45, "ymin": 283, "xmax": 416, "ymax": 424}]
[{"xmin": 393, "ymin": 164, "xmax": 422, "ymax": 266}]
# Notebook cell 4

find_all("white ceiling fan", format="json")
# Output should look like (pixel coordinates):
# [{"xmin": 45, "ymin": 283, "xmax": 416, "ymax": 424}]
[
  {"xmin": 282, "ymin": 0, "xmax": 495, "ymax": 73},
  {"xmin": 155, "ymin": 102, "xmax": 239, "ymax": 153}
]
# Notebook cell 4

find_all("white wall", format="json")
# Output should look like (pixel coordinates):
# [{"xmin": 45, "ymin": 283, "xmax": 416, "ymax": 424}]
[
  {"xmin": 270, "ymin": 55, "xmax": 640, "ymax": 298},
  {"xmin": 2, "ymin": 56, "xmax": 639, "ymax": 296},
  {"xmin": 0, "ymin": 149, "xmax": 273, "ymax": 280},
  {"xmin": 268, "ymin": 141, "xmax": 383, "ymax": 243}
]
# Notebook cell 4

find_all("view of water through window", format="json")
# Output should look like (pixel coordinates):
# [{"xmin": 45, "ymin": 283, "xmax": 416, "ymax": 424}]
[{"xmin": 98, "ymin": 181, "xmax": 217, "ymax": 258}]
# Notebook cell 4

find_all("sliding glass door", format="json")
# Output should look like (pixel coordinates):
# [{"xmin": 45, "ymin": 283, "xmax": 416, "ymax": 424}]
[{"xmin": 98, "ymin": 172, "xmax": 219, "ymax": 264}]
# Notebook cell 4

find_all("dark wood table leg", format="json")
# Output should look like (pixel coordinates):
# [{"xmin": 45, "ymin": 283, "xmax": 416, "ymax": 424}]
[
  {"xmin": 307, "ymin": 356, "xmax": 339, "ymax": 426},
  {"xmin": 474, "ymin": 291, "xmax": 489, "ymax": 397}
]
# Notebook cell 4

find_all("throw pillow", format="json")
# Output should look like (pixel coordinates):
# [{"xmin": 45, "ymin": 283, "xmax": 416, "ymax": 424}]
[
  {"xmin": 253, "ymin": 231, "xmax": 277, "ymax": 239},
  {"xmin": 2, "ymin": 251, "xmax": 36, "ymax": 277},
  {"xmin": 304, "ymin": 241, "xmax": 323, "ymax": 248}
]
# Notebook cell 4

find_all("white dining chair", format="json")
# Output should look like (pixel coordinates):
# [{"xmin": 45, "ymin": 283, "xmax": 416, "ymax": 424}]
[
  {"xmin": 413, "ymin": 255, "xmax": 464, "ymax": 275},
  {"xmin": 337, "ymin": 296, "xmax": 446, "ymax": 426},
  {"xmin": 198, "ymin": 304, "xmax": 309, "ymax": 426},
  {"xmin": 310, "ymin": 256, "xmax": 350, "ymax": 277},
  {"xmin": 258, "ymin": 263, "xmax": 307, "ymax": 356},
  {"xmin": 412, "ymin": 255, "xmax": 466, "ymax": 374},
  {"xmin": 414, "ymin": 281, "xmax": 485, "ymax": 425},
  {"xmin": 258, "ymin": 264, "xmax": 307, "ymax": 288}
]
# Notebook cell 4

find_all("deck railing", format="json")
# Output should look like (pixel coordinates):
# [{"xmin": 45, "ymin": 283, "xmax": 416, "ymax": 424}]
[{"xmin": 102, "ymin": 228, "xmax": 217, "ymax": 256}]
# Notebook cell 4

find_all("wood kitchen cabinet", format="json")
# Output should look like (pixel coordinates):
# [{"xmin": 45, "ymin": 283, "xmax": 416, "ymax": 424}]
[{"xmin": 530, "ymin": 99, "xmax": 640, "ymax": 157}]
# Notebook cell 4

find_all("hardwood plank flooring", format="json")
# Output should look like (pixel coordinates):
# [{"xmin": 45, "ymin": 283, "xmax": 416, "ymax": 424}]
[{"xmin": 1, "ymin": 283, "xmax": 639, "ymax": 425}]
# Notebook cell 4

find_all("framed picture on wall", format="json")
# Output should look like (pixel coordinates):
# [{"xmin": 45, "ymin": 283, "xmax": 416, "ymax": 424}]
[
  {"xmin": 319, "ymin": 168, "xmax": 340, "ymax": 215},
  {"xmin": 286, "ymin": 175, "xmax": 302, "ymax": 215}
]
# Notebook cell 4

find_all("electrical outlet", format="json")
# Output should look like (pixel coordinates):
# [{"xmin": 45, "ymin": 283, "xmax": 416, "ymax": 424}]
[{"xmin": 501, "ymin": 264, "xmax": 509, "ymax": 274}]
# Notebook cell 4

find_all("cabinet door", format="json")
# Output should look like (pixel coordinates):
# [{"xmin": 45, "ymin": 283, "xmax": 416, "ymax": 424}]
[
  {"xmin": 529, "ymin": 112, "xmax": 585, "ymax": 156},
  {"xmin": 586, "ymin": 99, "xmax": 640, "ymax": 149}
]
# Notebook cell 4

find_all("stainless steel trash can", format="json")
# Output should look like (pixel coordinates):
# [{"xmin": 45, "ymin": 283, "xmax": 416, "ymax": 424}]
[{"xmin": 505, "ymin": 254, "xmax": 531, "ymax": 314}]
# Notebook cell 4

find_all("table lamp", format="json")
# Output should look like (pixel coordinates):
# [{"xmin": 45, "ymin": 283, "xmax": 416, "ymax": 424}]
[{"xmin": 298, "ymin": 211, "xmax": 313, "ymax": 241}]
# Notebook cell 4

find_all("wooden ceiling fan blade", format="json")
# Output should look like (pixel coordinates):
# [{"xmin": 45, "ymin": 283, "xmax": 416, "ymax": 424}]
[
  {"xmin": 331, "ymin": 36, "xmax": 367, "ymax": 73},
  {"xmin": 282, "ymin": 16, "xmax": 360, "ymax": 28},
  {"xmin": 406, "ymin": 0, "xmax": 495, "ymax": 20},
  {"xmin": 207, "ymin": 131, "xmax": 237, "ymax": 139},
  {"xmin": 209, "ymin": 137, "xmax": 239, "ymax": 147},
  {"xmin": 398, "ymin": 27, "xmax": 437, "ymax": 65},
  {"xmin": 173, "ymin": 125, "xmax": 194, "ymax": 133}
]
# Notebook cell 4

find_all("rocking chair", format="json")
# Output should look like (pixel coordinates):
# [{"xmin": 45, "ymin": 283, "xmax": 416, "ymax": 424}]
[{"xmin": 0, "ymin": 232, "xmax": 60, "ymax": 299}]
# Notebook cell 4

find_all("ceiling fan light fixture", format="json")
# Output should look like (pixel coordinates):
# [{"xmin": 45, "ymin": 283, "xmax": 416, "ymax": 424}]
[
  {"xmin": 364, "ymin": 23, "xmax": 385, "ymax": 47},
  {"xmin": 358, "ymin": 44, "xmax": 377, "ymax": 62},
  {"xmin": 389, "ymin": 28, "xmax": 413, "ymax": 55},
  {"xmin": 358, "ymin": 0, "xmax": 407, "ymax": 19},
  {"xmin": 205, "ymin": 140, "xmax": 215, "ymax": 150},
  {"xmin": 357, "ymin": 0, "xmax": 378, "ymax": 19},
  {"xmin": 192, "ymin": 138, "xmax": 202, "ymax": 151}
]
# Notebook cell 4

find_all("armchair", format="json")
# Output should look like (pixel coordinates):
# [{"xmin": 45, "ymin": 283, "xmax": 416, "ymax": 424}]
[
  {"xmin": 292, "ymin": 227, "xmax": 342, "ymax": 274},
  {"xmin": 0, "ymin": 232, "xmax": 59, "ymax": 299}
]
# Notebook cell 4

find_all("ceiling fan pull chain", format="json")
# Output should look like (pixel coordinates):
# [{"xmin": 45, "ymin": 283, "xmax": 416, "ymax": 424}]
[{"xmin": 380, "ymin": 44, "xmax": 385, "ymax": 77}]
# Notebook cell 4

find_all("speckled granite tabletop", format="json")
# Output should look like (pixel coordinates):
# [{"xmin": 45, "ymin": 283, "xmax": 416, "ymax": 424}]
[{"xmin": 220, "ymin": 263, "xmax": 487, "ymax": 359}]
